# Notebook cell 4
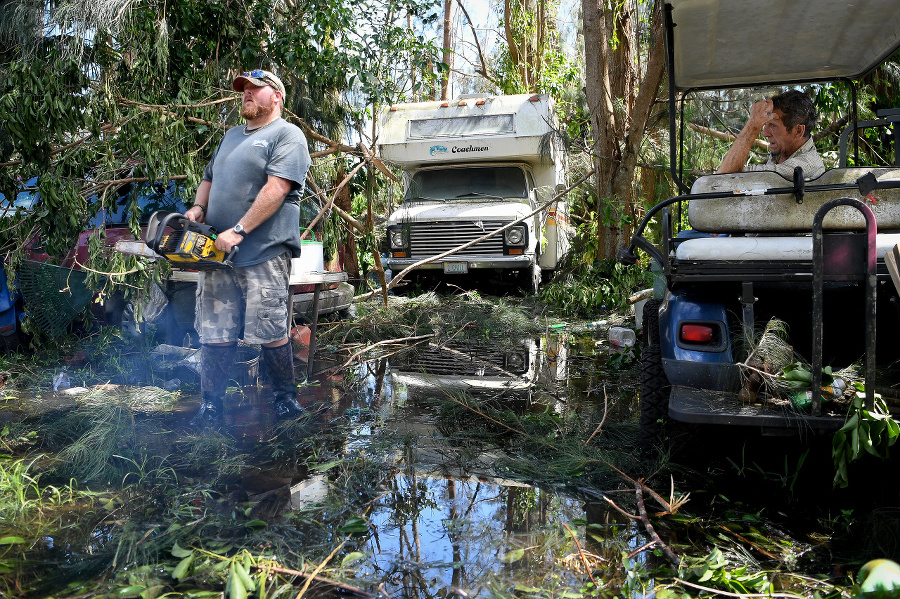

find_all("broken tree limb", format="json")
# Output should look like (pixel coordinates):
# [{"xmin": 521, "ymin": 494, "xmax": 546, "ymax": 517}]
[
  {"xmin": 332, "ymin": 204, "xmax": 367, "ymax": 234},
  {"xmin": 601, "ymin": 496, "xmax": 641, "ymax": 521},
  {"xmin": 448, "ymin": 396, "xmax": 526, "ymax": 435},
  {"xmin": 256, "ymin": 564, "xmax": 374, "ymax": 598},
  {"xmin": 301, "ymin": 154, "xmax": 371, "ymax": 241},
  {"xmin": 600, "ymin": 462, "xmax": 682, "ymax": 515},
  {"xmin": 584, "ymin": 384, "xmax": 608, "ymax": 445},
  {"xmin": 294, "ymin": 118, "xmax": 358, "ymax": 155},
  {"xmin": 627, "ymin": 288, "xmax": 654, "ymax": 305},
  {"xmin": 358, "ymin": 142, "xmax": 400, "ymax": 183},
  {"xmin": 673, "ymin": 578, "xmax": 805, "ymax": 598},
  {"xmin": 688, "ymin": 122, "xmax": 769, "ymax": 152},
  {"xmin": 294, "ymin": 540, "xmax": 346, "ymax": 599},
  {"xmin": 339, "ymin": 334, "xmax": 435, "ymax": 369},
  {"xmin": 635, "ymin": 481, "xmax": 680, "ymax": 565},
  {"xmin": 562, "ymin": 522, "xmax": 598, "ymax": 586}
]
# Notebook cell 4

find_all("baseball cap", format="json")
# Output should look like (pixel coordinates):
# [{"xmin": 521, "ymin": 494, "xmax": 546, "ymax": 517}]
[{"xmin": 232, "ymin": 69, "xmax": 286, "ymax": 96}]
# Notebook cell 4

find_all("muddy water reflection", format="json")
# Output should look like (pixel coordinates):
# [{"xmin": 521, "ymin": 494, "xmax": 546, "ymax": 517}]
[{"xmin": 310, "ymin": 334, "xmax": 647, "ymax": 595}]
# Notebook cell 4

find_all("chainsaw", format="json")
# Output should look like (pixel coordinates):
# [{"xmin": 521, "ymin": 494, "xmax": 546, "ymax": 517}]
[{"xmin": 145, "ymin": 211, "xmax": 238, "ymax": 270}]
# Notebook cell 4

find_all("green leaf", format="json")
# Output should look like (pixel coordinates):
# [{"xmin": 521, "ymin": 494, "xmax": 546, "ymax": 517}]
[
  {"xmin": 171, "ymin": 542, "xmax": 192, "ymax": 558},
  {"xmin": 139, "ymin": 585, "xmax": 166, "ymax": 599},
  {"xmin": 500, "ymin": 548, "xmax": 525, "ymax": 563},
  {"xmin": 341, "ymin": 552, "xmax": 366, "ymax": 567},
  {"xmin": 340, "ymin": 517, "xmax": 370, "ymax": 533},
  {"xmin": 173, "ymin": 552, "xmax": 194, "ymax": 581},
  {"xmin": 0, "ymin": 537, "xmax": 25, "ymax": 545},
  {"xmin": 310, "ymin": 460, "xmax": 342, "ymax": 472},
  {"xmin": 244, "ymin": 520, "xmax": 267, "ymax": 530}
]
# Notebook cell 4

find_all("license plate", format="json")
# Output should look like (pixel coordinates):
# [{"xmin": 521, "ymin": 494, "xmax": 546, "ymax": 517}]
[{"xmin": 443, "ymin": 262, "xmax": 468, "ymax": 274}]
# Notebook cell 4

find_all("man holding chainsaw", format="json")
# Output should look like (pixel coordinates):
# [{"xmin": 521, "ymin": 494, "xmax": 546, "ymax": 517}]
[{"xmin": 184, "ymin": 69, "xmax": 311, "ymax": 426}]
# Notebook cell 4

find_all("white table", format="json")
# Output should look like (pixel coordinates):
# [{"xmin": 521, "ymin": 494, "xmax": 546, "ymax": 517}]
[{"xmin": 289, "ymin": 270, "xmax": 349, "ymax": 378}]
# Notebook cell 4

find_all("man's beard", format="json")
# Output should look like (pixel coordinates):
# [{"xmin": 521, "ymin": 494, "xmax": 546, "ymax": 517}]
[{"xmin": 241, "ymin": 98, "xmax": 274, "ymax": 120}]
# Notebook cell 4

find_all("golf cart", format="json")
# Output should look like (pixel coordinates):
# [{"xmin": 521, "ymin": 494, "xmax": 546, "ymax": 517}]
[{"xmin": 616, "ymin": 0, "xmax": 900, "ymax": 445}]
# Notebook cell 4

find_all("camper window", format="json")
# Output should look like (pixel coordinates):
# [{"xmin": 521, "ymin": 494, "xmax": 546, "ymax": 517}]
[
  {"xmin": 405, "ymin": 166, "xmax": 529, "ymax": 201},
  {"xmin": 408, "ymin": 114, "xmax": 515, "ymax": 138}
]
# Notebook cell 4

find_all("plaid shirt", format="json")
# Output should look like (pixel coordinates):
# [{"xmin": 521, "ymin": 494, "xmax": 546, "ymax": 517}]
[{"xmin": 745, "ymin": 137, "xmax": 825, "ymax": 179}]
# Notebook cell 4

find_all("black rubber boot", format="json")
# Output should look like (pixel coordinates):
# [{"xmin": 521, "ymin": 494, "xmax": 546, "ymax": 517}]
[
  {"xmin": 262, "ymin": 343, "xmax": 305, "ymax": 420},
  {"xmin": 190, "ymin": 344, "xmax": 236, "ymax": 427}
]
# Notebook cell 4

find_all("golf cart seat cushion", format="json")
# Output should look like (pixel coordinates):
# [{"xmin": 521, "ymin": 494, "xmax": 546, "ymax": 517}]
[
  {"xmin": 674, "ymin": 232, "xmax": 900, "ymax": 261},
  {"xmin": 687, "ymin": 168, "xmax": 900, "ymax": 233}
]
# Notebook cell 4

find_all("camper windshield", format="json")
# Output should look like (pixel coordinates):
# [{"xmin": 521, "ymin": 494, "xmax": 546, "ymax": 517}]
[{"xmin": 405, "ymin": 167, "xmax": 528, "ymax": 202}]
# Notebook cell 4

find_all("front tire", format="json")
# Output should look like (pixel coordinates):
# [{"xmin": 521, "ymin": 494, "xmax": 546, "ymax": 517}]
[{"xmin": 640, "ymin": 298, "xmax": 669, "ymax": 450}]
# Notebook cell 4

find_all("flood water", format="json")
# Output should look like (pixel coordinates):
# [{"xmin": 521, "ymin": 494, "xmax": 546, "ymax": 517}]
[{"xmin": 0, "ymin": 299, "xmax": 897, "ymax": 597}]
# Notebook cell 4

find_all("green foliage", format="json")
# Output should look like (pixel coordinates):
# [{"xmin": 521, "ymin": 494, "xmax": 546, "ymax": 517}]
[
  {"xmin": 679, "ymin": 547, "xmax": 773, "ymax": 595},
  {"xmin": 0, "ymin": 0, "xmax": 443, "ymax": 338},
  {"xmin": 832, "ymin": 390, "xmax": 900, "ymax": 488},
  {"xmin": 541, "ymin": 254, "xmax": 651, "ymax": 318}
]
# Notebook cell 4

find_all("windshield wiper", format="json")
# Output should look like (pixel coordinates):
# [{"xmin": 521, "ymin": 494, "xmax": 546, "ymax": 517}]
[{"xmin": 454, "ymin": 192, "xmax": 505, "ymax": 200}]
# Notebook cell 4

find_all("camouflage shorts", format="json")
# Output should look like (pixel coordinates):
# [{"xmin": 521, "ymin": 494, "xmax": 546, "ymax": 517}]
[{"xmin": 195, "ymin": 252, "xmax": 291, "ymax": 345}]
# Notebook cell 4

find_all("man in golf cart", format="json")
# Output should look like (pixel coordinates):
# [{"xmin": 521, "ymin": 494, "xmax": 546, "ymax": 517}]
[{"xmin": 717, "ymin": 90, "xmax": 826, "ymax": 179}]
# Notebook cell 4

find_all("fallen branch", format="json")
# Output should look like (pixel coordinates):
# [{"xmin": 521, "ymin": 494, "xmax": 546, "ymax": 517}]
[
  {"xmin": 627, "ymin": 288, "xmax": 654, "ymax": 305},
  {"xmin": 600, "ymin": 461, "xmax": 681, "ymax": 514},
  {"xmin": 256, "ymin": 564, "xmax": 374, "ymax": 598},
  {"xmin": 635, "ymin": 481, "xmax": 680, "ymax": 565},
  {"xmin": 688, "ymin": 122, "xmax": 769, "ymax": 152},
  {"xmin": 359, "ymin": 142, "xmax": 400, "ymax": 183},
  {"xmin": 626, "ymin": 540, "xmax": 659, "ymax": 560},
  {"xmin": 448, "ymin": 396, "xmax": 526, "ymax": 435},
  {"xmin": 673, "ymin": 578, "xmax": 805, "ymax": 598},
  {"xmin": 718, "ymin": 525, "xmax": 779, "ymax": 560},
  {"xmin": 301, "ymin": 153, "xmax": 370, "ymax": 240},
  {"xmin": 562, "ymin": 522, "xmax": 598, "ymax": 586},
  {"xmin": 339, "ymin": 333, "xmax": 435, "ymax": 369},
  {"xmin": 584, "ymin": 385, "xmax": 608, "ymax": 445},
  {"xmin": 295, "ymin": 540, "xmax": 346, "ymax": 599},
  {"xmin": 601, "ymin": 495, "xmax": 641, "ymax": 521}
]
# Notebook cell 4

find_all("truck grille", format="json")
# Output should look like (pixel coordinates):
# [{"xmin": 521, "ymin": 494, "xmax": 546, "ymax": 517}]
[
  {"xmin": 396, "ymin": 342, "xmax": 528, "ymax": 376},
  {"xmin": 408, "ymin": 221, "xmax": 507, "ymax": 259}
]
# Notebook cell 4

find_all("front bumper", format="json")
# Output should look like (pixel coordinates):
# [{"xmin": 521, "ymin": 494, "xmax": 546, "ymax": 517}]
[
  {"xmin": 293, "ymin": 281, "xmax": 354, "ymax": 319},
  {"xmin": 385, "ymin": 255, "xmax": 534, "ymax": 270},
  {"xmin": 669, "ymin": 385, "xmax": 845, "ymax": 430}
]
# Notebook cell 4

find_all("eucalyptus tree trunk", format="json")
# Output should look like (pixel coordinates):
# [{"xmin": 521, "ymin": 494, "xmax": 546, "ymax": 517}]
[
  {"xmin": 441, "ymin": 0, "xmax": 453, "ymax": 100},
  {"xmin": 581, "ymin": 0, "xmax": 666, "ymax": 260}
]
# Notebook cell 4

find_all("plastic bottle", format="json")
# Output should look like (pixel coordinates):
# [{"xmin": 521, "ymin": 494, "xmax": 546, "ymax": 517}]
[
  {"xmin": 608, "ymin": 326, "xmax": 636, "ymax": 348},
  {"xmin": 790, "ymin": 378, "xmax": 847, "ymax": 410}
]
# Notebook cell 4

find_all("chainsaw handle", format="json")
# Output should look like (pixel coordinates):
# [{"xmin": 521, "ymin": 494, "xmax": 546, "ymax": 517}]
[
  {"xmin": 223, "ymin": 245, "xmax": 238, "ymax": 267},
  {"xmin": 145, "ymin": 211, "xmax": 175, "ymax": 252}
]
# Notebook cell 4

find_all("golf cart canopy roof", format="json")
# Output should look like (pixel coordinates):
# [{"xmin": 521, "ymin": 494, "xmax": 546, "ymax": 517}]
[{"xmin": 668, "ymin": 0, "xmax": 900, "ymax": 91}]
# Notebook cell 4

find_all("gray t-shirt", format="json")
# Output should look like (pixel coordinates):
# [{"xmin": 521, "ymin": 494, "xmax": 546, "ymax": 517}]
[{"xmin": 202, "ymin": 118, "xmax": 311, "ymax": 266}]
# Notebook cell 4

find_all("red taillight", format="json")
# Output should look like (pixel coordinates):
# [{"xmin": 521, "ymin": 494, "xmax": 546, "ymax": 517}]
[{"xmin": 681, "ymin": 324, "xmax": 714, "ymax": 343}]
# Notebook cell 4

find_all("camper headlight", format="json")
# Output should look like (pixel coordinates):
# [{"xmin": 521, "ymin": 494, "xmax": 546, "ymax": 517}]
[
  {"xmin": 388, "ymin": 227, "xmax": 406, "ymax": 249},
  {"xmin": 504, "ymin": 225, "xmax": 526, "ymax": 246},
  {"xmin": 506, "ymin": 352, "xmax": 526, "ymax": 372}
]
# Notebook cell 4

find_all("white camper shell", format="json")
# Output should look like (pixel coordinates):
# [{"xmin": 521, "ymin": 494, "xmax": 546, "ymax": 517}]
[{"xmin": 378, "ymin": 93, "xmax": 570, "ymax": 293}]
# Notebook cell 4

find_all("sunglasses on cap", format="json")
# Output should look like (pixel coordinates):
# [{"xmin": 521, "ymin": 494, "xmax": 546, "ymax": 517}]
[{"xmin": 240, "ymin": 70, "xmax": 282, "ymax": 89}]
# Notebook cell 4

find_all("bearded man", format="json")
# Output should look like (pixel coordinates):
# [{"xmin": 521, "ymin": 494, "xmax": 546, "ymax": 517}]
[{"xmin": 183, "ymin": 69, "xmax": 311, "ymax": 426}]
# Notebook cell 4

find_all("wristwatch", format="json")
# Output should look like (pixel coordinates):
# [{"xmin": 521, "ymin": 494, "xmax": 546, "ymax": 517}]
[{"xmin": 233, "ymin": 223, "xmax": 245, "ymax": 235}]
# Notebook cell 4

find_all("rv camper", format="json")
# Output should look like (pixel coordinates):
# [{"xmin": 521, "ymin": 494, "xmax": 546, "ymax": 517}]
[{"xmin": 379, "ymin": 93, "xmax": 570, "ymax": 294}]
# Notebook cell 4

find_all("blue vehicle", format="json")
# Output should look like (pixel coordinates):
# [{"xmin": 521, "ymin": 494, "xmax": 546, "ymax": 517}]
[
  {"xmin": 0, "ymin": 177, "xmax": 39, "ymax": 351},
  {"xmin": 617, "ymin": 0, "xmax": 900, "ymax": 445}
]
